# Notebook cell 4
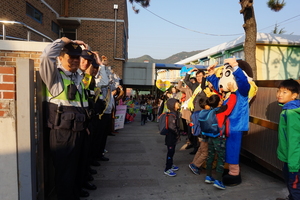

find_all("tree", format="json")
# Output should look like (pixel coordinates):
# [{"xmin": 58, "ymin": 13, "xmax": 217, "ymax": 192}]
[
  {"xmin": 267, "ymin": 0, "xmax": 286, "ymax": 12},
  {"xmin": 129, "ymin": 0, "xmax": 150, "ymax": 14},
  {"xmin": 239, "ymin": 0, "xmax": 257, "ymax": 79},
  {"xmin": 239, "ymin": 0, "xmax": 285, "ymax": 80}
]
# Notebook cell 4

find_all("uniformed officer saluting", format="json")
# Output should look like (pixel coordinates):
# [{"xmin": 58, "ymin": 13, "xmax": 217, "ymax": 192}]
[{"xmin": 40, "ymin": 37, "xmax": 89, "ymax": 200}]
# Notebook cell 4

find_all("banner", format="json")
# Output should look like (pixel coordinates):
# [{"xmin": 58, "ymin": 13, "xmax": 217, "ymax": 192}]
[
  {"xmin": 180, "ymin": 66, "xmax": 195, "ymax": 79},
  {"xmin": 114, "ymin": 105, "xmax": 127, "ymax": 130}
]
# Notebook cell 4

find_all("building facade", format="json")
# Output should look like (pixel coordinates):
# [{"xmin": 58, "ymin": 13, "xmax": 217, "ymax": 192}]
[
  {"xmin": 0, "ymin": 0, "xmax": 128, "ymax": 77},
  {"xmin": 176, "ymin": 33, "xmax": 300, "ymax": 80}
]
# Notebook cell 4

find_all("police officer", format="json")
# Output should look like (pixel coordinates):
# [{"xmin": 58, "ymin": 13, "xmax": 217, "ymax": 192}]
[
  {"xmin": 40, "ymin": 37, "xmax": 90, "ymax": 200},
  {"xmin": 95, "ymin": 56, "xmax": 121, "ymax": 161},
  {"xmin": 78, "ymin": 49, "xmax": 99, "ymax": 191}
]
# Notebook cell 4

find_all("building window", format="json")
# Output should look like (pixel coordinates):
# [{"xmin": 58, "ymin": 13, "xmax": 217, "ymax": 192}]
[
  {"xmin": 26, "ymin": 3, "xmax": 43, "ymax": 23},
  {"xmin": 61, "ymin": 28, "xmax": 76, "ymax": 40},
  {"xmin": 231, "ymin": 51, "xmax": 245, "ymax": 60},
  {"xmin": 214, "ymin": 56, "xmax": 224, "ymax": 65},
  {"xmin": 51, "ymin": 21, "xmax": 60, "ymax": 35}
]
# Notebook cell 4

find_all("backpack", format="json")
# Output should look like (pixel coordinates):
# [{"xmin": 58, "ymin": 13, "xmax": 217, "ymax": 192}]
[
  {"xmin": 158, "ymin": 112, "xmax": 176, "ymax": 135},
  {"xmin": 191, "ymin": 110, "xmax": 202, "ymax": 136},
  {"xmin": 198, "ymin": 108, "xmax": 221, "ymax": 138}
]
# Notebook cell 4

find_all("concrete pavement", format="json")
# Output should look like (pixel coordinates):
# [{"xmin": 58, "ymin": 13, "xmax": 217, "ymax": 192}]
[{"xmin": 84, "ymin": 114, "xmax": 288, "ymax": 200}]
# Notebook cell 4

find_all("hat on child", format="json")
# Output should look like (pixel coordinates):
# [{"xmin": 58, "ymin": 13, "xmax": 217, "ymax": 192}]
[
  {"xmin": 64, "ymin": 43, "xmax": 82, "ymax": 56},
  {"xmin": 81, "ymin": 50, "xmax": 94, "ymax": 61}
]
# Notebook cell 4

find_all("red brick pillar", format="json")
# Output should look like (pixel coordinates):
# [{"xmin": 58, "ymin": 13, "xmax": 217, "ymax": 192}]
[{"xmin": 0, "ymin": 66, "xmax": 16, "ymax": 117}]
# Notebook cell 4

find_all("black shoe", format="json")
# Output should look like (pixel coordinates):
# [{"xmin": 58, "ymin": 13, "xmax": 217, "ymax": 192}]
[
  {"xmin": 83, "ymin": 182, "xmax": 97, "ymax": 190},
  {"xmin": 90, "ymin": 160, "xmax": 101, "ymax": 166},
  {"xmin": 185, "ymin": 144, "xmax": 193, "ymax": 150},
  {"xmin": 108, "ymin": 133, "xmax": 116, "ymax": 136},
  {"xmin": 222, "ymin": 173, "xmax": 242, "ymax": 186},
  {"xmin": 87, "ymin": 173, "xmax": 94, "ymax": 181},
  {"xmin": 80, "ymin": 189, "xmax": 89, "ymax": 197},
  {"xmin": 100, "ymin": 156, "xmax": 109, "ymax": 161},
  {"xmin": 88, "ymin": 167, "xmax": 97, "ymax": 175},
  {"xmin": 222, "ymin": 168, "xmax": 229, "ymax": 176}
]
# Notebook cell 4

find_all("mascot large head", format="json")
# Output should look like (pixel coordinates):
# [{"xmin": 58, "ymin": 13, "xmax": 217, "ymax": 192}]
[{"xmin": 218, "ymin": 60, "xmax": 254, "ymax": 92}]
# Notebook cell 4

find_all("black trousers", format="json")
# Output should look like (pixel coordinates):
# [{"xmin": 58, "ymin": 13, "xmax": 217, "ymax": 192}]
[
  {"xmin": 49, "ymin": 129, "xmax": 85, "ymax": 200},
  {"xmin": 98, "ymin": 113, "xmax": 112, "ymax": 158},
  {"xmin": 181, "ymin": 118, "xmax": 188, "ymax": 133},
  {"xmin": 165, "ymin": 144, "xmax": 176, "ymax": 171},
  {"xmin": 141, "ymin": 114, "xmax": 147, "ymax": 125},
  {"xmin": 81, "ymin": 129, "xmax": 91, "ymax": 183},
  {"xmin": 90, "ymin": 115, "xmax": 101, "ymax": 161}
]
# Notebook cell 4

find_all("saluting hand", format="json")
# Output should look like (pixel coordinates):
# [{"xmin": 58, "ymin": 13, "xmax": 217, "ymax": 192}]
[
  {"xmin": 207, "ymin": 62, "xmax": 218, "ymax": 76},
  {"xmin": 92, "ymin": 51, "xmax": 103, "ymax": 66}
]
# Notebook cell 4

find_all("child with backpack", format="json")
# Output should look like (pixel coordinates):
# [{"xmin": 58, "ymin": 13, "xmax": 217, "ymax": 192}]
[
  {"xmin": 202, "ymin": 82, "xmax": 237, "ymax": 190},
  {"xmin": 162, "ymin": 98, "xmax": 181, "ymax": 177}
]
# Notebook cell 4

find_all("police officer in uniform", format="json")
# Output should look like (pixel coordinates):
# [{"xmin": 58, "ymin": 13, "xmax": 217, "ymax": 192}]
[
  {"xmin": 78, "ymin": 49, "xmax": 99, "ymax": 191},
  {"xmin": 40, "ymin": 37, "xmax": 90, "ymax": 200}
]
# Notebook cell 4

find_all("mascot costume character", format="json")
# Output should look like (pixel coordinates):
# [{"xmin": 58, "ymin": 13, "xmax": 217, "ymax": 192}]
[{"xmin": 207, "ymin": 57, "xmax": 257, "ymax": 186}]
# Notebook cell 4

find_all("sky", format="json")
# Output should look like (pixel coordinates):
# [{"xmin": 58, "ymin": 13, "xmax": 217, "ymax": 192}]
[{"xmin": 127, "ymin": 0, "xmax": 300, "ymax": 59}]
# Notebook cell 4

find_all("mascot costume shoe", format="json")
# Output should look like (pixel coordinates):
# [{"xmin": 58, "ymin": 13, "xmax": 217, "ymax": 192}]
[{"xmin": 207, "ymin": 58, "xmax": 257, "ymax": 186}]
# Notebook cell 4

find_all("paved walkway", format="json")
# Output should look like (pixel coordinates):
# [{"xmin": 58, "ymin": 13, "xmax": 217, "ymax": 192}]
[{"xmin": 85, "ymin": 115, "xmax": 288, "ymax": 200}]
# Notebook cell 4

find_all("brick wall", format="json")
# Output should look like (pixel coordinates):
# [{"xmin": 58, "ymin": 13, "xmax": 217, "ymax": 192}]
[
  {"xmin": 0, "ymin": 66, "xmax": 15, "ymax": 117},
  {"xmin": 0, "ymin": 0, "xmax": 128, "ymax": 78},
  {"xmin": 0, "ymin": 50, "xmax": 42, "ymax": 117}
]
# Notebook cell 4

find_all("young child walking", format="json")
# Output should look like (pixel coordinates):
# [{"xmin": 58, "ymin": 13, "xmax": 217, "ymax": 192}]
[
  {"xmin": 163, "ymin": 98, "xmax": 181, "ymax": 177},
  {"xmin": 140, "ymin": 100, "xmax": 148, "ymax": 125},
  {"xmin": 276, "ymin": 79, "xmax": 300, "ymax": 200},
  {"xmin": 203, "ymin": 82, "xmax": 237, "ymax": 190}
]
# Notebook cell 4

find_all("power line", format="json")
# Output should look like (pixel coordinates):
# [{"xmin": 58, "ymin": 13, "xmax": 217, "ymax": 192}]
[
  {"xmin": 258, "ymin": 15, "xmax": 300, "ymax": 32},
  {"xmin": 138, "ymin": 3, "xmax": 300, "ymax": 36},
  {"xmin": 141, "ymin": 6, "xmax": 244, "ymax": 36}
]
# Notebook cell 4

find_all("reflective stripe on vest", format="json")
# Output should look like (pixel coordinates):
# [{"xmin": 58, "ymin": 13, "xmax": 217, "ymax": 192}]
[{"xmin": 46, "ymin": 71, "xmax": 89, "ymax": 108}]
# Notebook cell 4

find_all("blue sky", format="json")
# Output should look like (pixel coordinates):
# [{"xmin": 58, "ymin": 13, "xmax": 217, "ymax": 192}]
[{"xmin": 127, "ymin": 0, "xmax": 300, "ymax": 59}]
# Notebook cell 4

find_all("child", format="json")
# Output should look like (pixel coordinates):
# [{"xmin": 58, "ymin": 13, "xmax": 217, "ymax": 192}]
[
  {"xmin": 276, "ymin": 79, "xmax": 300, "ymax": 200},
  {"xmin": 164, "ymin": 98, "xmax": 181, "ymax": 177},
  {"xmin": 203, "ymin": 82, "xmax": 237, "ymax": 190},
  {"xmin": 140, "ymin": 100, "xmax": 148, "ymax": 125}
]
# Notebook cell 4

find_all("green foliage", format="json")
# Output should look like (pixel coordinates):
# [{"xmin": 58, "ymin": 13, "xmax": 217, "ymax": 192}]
[
  {"xmin": 271, "ymin": 23, "xmax": 286, "ymax": 34},
  {"xmin": 129, "ymin": 0, "xmax": 150, "ymax": 13},
  {"xmin": 267, "ymin": 0, "xmax": 286, "ymax": 12}
]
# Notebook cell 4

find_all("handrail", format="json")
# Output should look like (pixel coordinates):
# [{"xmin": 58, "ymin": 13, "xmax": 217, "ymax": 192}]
[
  {"xmin": 0, "ymin": 35, "xmax": 27, "ymax": 41},
  {"xmin": 0, "ymin": 20, "xmax": 53, "ymax": 42}
]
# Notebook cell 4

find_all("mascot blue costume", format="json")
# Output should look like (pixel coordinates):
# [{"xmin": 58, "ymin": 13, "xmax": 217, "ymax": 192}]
[{"xmin": 207, "ymin": 57, "xmax": 256, "ymax": 186}]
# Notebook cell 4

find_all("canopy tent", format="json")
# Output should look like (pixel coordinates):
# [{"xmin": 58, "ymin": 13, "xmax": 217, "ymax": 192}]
[{"xmin": 155, "ymin": 63, "xmax": 207, "ymax": 70}]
